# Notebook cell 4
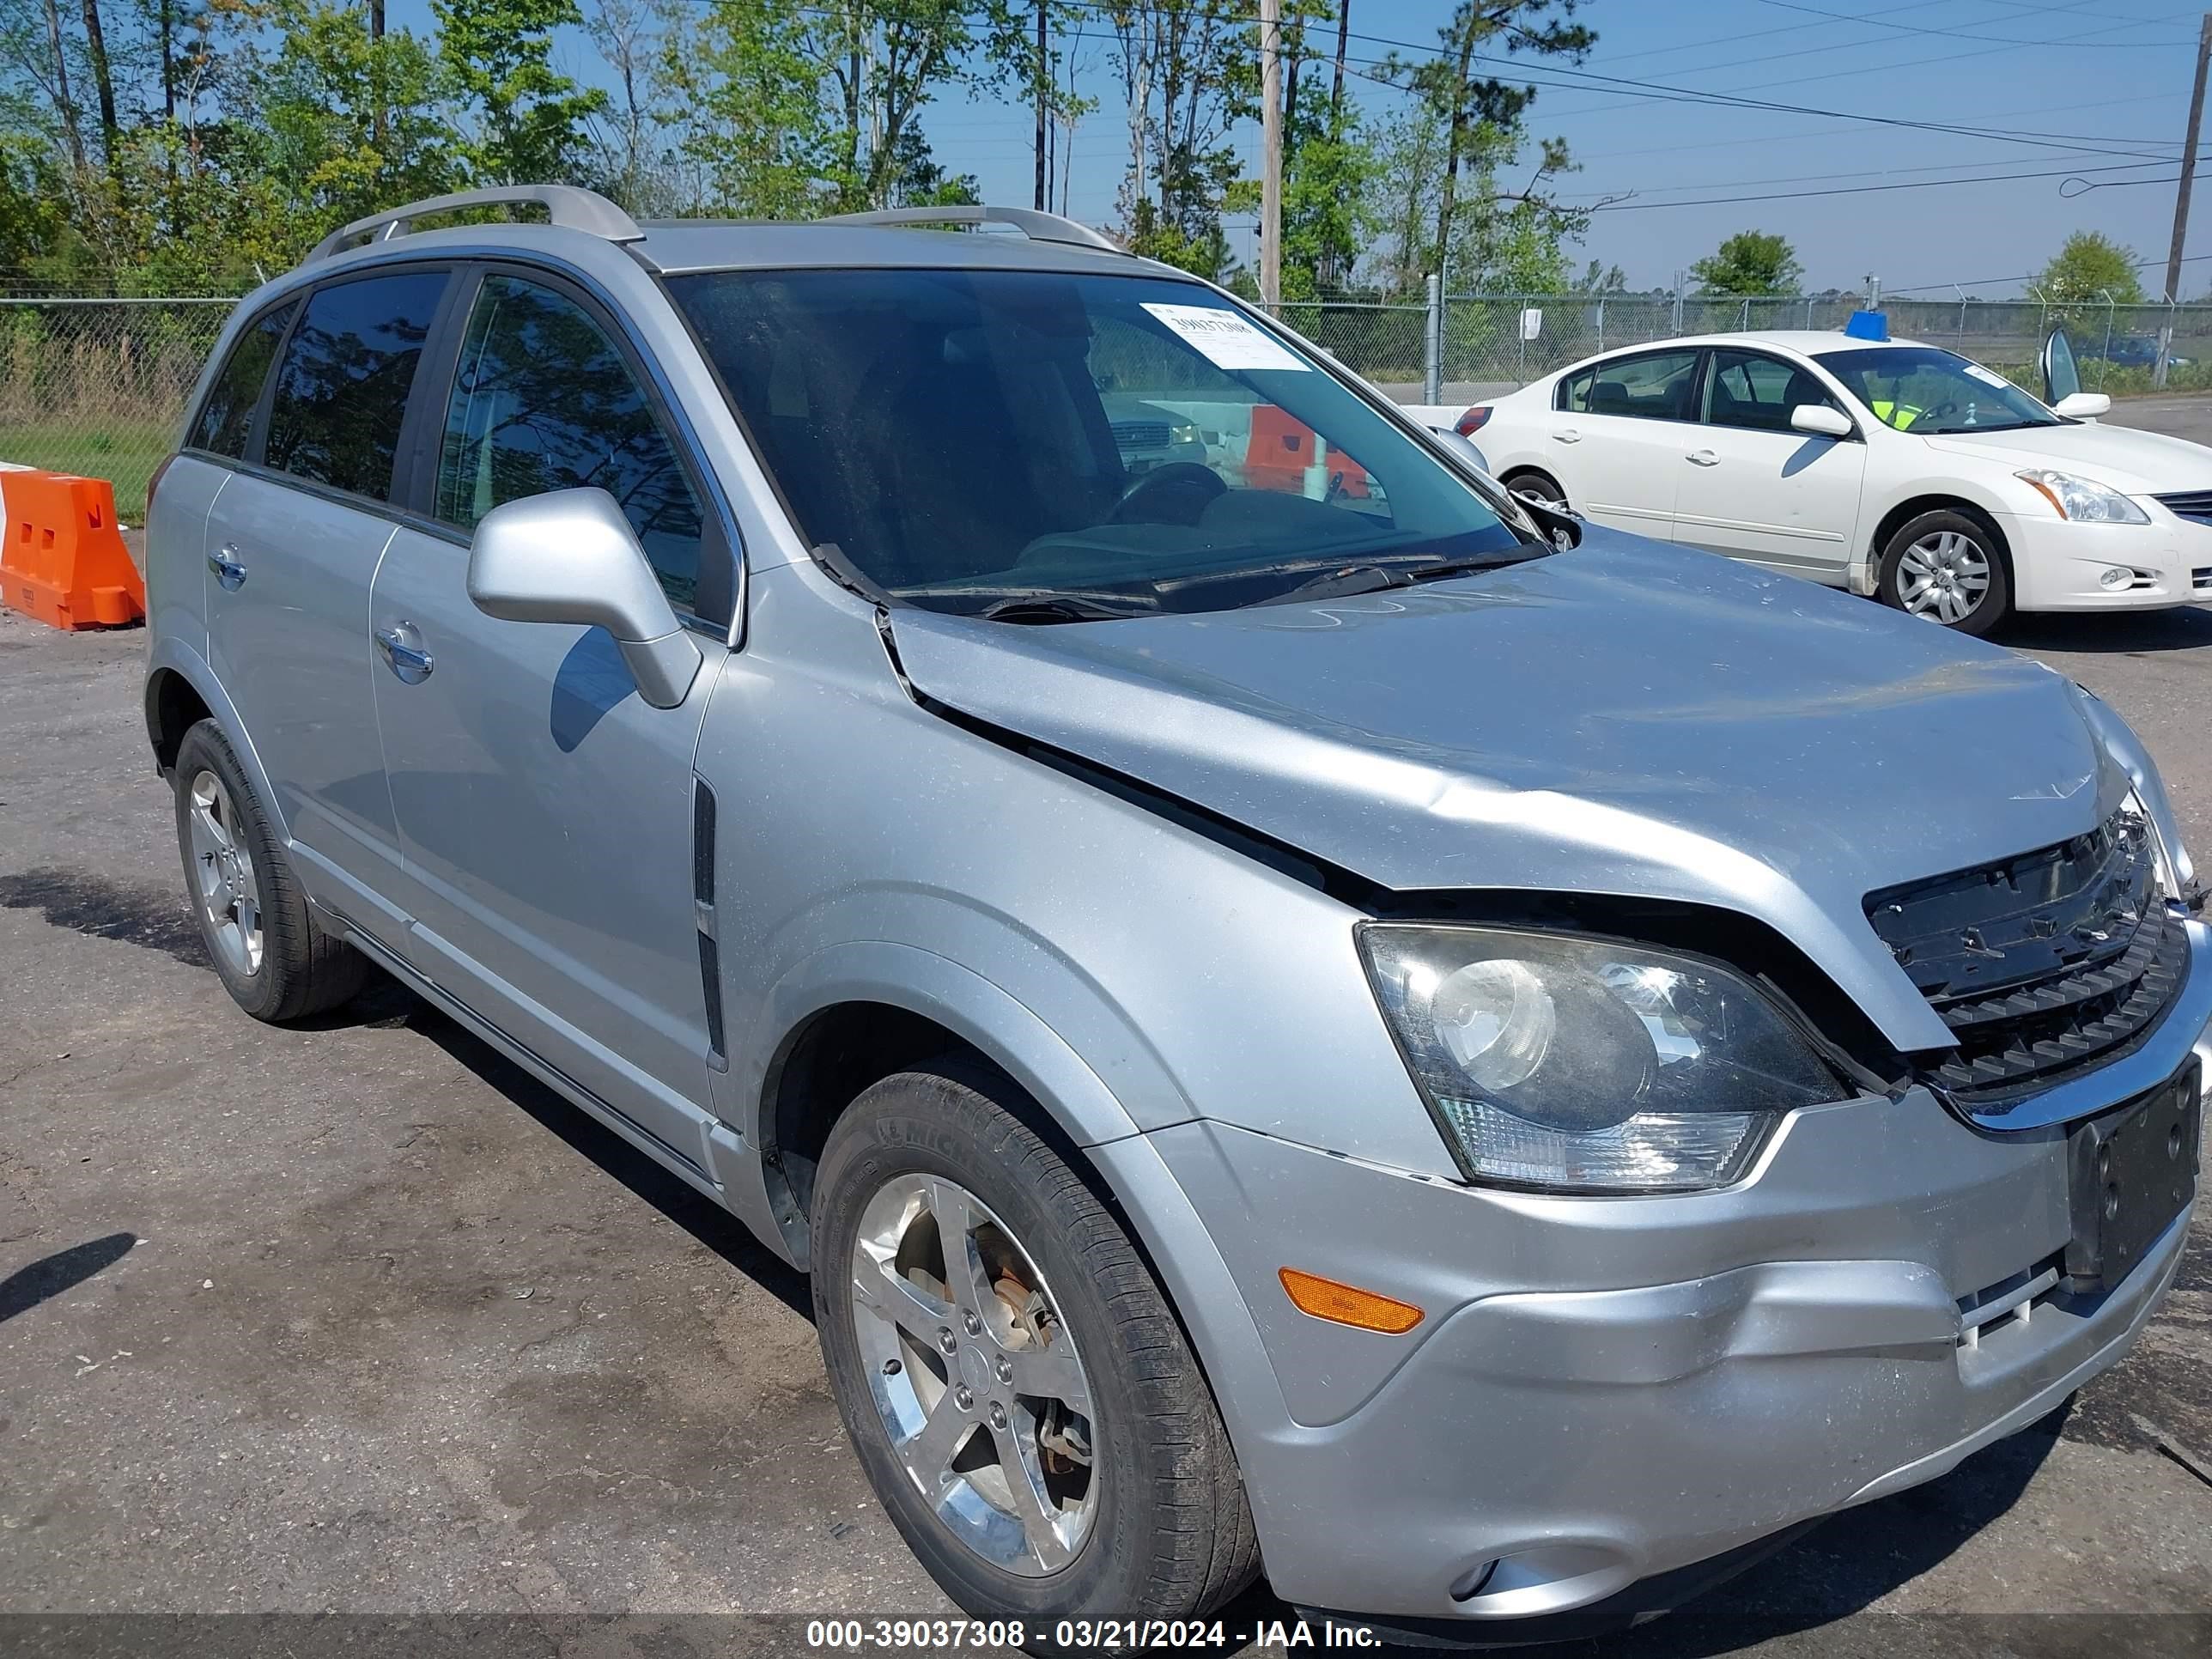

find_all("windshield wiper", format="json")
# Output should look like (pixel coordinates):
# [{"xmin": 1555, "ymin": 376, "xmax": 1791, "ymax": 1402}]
[
  {"xmin": 1254, "ymin": 550, "xmax": 1545, "ymax": 607},
  {"xmin": 975, "ymin": 593, "xmax": 1157, "ymax": 624}
]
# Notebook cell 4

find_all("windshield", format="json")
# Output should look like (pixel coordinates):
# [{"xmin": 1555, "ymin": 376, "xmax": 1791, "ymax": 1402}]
[
  {"xmin": 668, "ymin": 267, "xmax": 1534, "ymax": 617},
  {"xmin": 1813, "ymin": 344, "xmax": 2062, "ymax": 435}
]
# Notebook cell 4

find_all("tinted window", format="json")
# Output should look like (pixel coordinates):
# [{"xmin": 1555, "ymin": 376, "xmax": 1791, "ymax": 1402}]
[
  {"xmin": 669, "ymin": 267, "xmax": 1530, "ymax": 617},
  {"xmin": 434, "ymin": 276, "xmax": 704, "ymax": 612},
  {"xmin": 1564, "ymin": 349, "xmax": 1702, "ymax": 422},
  {"xmin": 192, "ymin": 301, "xmax": 295, "ymax": 458},
  {"xmin": 264, "ymin": 270, "xmax": 447, "ymax": 500},
  {"xmin": 1703, "ymin": 349, "xmax": 1841, "ymax": 434}
]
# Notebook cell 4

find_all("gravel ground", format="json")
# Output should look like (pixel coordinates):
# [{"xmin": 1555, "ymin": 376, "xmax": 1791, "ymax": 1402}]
[{"xmin": 3, "ymin": 408, "xmax": 2210, "ymax": 1656}]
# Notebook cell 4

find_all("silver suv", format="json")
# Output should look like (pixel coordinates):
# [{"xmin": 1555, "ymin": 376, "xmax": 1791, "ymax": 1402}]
[{"xmin": 144, "ymin": 186, "xmax": 2208, "ymax": 1639}]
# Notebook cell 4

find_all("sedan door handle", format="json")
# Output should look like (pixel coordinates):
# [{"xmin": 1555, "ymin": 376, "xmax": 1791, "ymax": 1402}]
[
  {"xmin": 1553, "ymin": 428, "xmax": 1581, "ymax": 444},
  {"xmin": 207, "ymin": 546, "xmax": 247, "ymax": 590},
  {"xmin": 1686, "ymin": 448, "xmax": 1720, "ymax": 466},
  {"xmin": 374, "ymin": 623, "xmax": 434, "ymax": 684}
]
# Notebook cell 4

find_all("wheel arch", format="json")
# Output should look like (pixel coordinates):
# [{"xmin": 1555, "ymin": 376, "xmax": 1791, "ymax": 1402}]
[
  {"xmin": 1498, "ymin": 464, "xmax": 1567, "ymax": 503},
  {"xmin": 740, "ymin": 942, "xmax": 1159, "ymax": 1273},
  {"xmin": 143, "ymin": 638, "xmax": 290, "ymax": 841},
  {"xmin": 752, "ymin": 983, "xmax": 1298, "ymax": 1559},
  {"xmin": 1866, "ymin": 493, "xmax": 2014, "ymax": 588}
]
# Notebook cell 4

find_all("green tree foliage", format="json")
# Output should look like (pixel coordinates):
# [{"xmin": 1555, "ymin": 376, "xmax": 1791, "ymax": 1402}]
[
  {"xmin": 434, "ymin": 0, "xmax": 605, "ymax": 184},
  {"xmin": 2037, "ymin": 230, "xmax": 2146, "ymax": 306},
  {"xmin": 1689, "ymin": 230, "xmax": 1805, "ymax": 297}
]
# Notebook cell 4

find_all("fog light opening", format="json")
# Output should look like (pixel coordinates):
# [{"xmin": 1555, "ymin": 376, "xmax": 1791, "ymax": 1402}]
[{"xmin": 2100, "ymin": 566, "xmax": 2130, "ymax": 590}]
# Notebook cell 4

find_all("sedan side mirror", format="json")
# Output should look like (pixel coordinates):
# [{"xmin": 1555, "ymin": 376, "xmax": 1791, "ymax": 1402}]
[
  {"xmin": 466, "ymin": 488, "xmax": 702, "ymax": 709},
  {"xmin": 1790, "ymin": 404, "xmax": 1855, "ymax": 440},
  {"xmin": 2053, "ymin": 391, "xmax": 2112, "ymax": 421}
]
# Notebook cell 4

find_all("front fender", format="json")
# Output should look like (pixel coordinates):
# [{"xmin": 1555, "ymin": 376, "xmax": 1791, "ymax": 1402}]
[{"xmin": 710, "ymin": 933, "xmax": 1170, "ymax": 1270}]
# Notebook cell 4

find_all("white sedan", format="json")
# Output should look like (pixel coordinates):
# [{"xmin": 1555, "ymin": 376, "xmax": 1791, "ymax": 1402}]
[{"xmin": 1457, "ymin": 330, "xmax": 2212, "ymax": 633}]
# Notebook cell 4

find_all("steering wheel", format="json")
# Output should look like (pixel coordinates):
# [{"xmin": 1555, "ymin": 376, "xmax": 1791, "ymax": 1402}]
[{"xmin": 1110, "ymin": 463, "xmax": 1226, "ymax": 526}]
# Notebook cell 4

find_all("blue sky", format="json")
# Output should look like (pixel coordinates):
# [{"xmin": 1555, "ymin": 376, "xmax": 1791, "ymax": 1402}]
[{"xmin": 397, "ymin": 0, "xmax": 2207, "ymax": 296}]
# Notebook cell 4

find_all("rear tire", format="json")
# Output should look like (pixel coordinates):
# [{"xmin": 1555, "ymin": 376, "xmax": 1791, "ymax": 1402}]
[
  {"xmin": 811, "ymin": 1060, "xmax": 1260, "ymax": 1631},
  {"xmin": 1876, "ymin": 509, "xmax": 2012, "ymax": 636},
  {"xmin": 172, "ymin": 720, "xmax": 367, "ymax": 1023},
  {"xmin": 1502, "ymin": 468, "xmax": 1568, "ymax": 512}
]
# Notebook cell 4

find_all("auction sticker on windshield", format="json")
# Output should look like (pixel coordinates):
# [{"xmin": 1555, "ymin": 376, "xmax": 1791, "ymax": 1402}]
[{"xmin": 1141, "ymin": 302, "xmax": 1310, "ymax": 372}]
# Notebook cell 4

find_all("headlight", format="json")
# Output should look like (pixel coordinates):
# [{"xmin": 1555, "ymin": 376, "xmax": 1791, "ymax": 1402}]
[
  {"xmin": 2015, "ymin": 468, "xmax": 2149, "ymax": 524},
  {"xmin": 1359, "ymin": 925, "xmax": 1844, "ymax": 1194},
  {"xmin": 1170, "ymin": 422, "xmax": 1201, "ymax": 446},
  {"xmin": 2120, "ymin": 788, "xmax": 2192, "ymax": 903}
]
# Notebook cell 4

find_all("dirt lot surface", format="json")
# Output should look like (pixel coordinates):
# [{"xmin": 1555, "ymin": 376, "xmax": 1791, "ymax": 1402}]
[{"xmin": 3, "ymin": 406, "xmax": 2210, "ymax": 1656}]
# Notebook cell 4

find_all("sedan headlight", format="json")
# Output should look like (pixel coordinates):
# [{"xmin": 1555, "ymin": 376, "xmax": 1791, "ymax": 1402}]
[
  {"xmin": 2015, "ymin": 468, "xmax": 2149, "ymax": 525},
  {"xmin": 1360, "ymin": 925, "xmax": 1844, "ymax": 1194},
  {"xmin": 2120, "ymin": 787, "xmax": 2194, "ymax": 903}
]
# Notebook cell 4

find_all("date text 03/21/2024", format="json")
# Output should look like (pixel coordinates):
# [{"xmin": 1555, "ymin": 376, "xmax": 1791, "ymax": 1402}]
[{"xmin": 803, "ymin": 1619, "xmax": 1386, "ymax": 1650}]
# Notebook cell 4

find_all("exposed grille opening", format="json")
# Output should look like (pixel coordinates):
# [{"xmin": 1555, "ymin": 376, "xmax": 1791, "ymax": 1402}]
[
  {"xmin": 2193, "ymin": 566, "xmax": 2211, "ymax": 592},
  {"xmin": 1956, "ymin": 1255, "xmax": 2064, "ymax": 1350},
  {"xmin": 2154, "ymin": 489, "xmax": 2212, "ymax": 525},
  {"xmin": 1111, "ymin": 422, "xmax": 1173, "ymax": 449},
  {"xmin": 1867, "ymin": 807, "xmax": 2183, "ymax": 1098}
]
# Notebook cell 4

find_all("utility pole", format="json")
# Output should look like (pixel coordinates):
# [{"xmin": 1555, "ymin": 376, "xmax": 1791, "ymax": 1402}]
[
  {"xmin": 2156, "ymin": 12, "xmax": 2212, "ymax": 387},
  {"xmin": 1034, "ymin": 1, "xmax": 1048, "ymax": 211},
  {"xmin": 1260, "ymin": 0, "xmax": 1283, "ymax": 307}
]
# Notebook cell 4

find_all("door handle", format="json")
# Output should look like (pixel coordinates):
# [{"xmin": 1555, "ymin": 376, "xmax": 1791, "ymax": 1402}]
[
  {"xmin": 1553, "ymin": 428, "xmax": 1581, "ymax": 444},
  {"xmin": 374, "ymin": 623, "xmax": 434, "ymax": 684},
  {"xmin": 1687, "ymin": 448, "xmax": 1720, "ymax": 466},
  {"xmin": 207, "ymin": 546, "xmax": 247, "ymax": 590}
]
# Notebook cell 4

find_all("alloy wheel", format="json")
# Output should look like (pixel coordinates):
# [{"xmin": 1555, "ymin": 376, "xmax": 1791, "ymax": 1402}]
[
  {"xmin": 848, "ymin": 1174, "xmax": 1097, "ymax": 1576},
  {"xmin": 1896, "ymin": 530, "xmax": 1990, "ymax": 625},
  {"xmin": 187, "ymin": 769, "xmax": 263, "ymax": 977}
]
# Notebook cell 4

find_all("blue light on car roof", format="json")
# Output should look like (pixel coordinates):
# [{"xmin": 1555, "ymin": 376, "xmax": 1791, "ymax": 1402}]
[{"xmin": 1844, "ymin": 310, "xmax": 1889, "ymax": 341}]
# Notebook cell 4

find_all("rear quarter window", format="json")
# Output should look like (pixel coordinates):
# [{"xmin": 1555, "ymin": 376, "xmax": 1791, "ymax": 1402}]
[
  {"xmin": 263, "ymin": 270, "xmax": 447, "ymax": 501},
  {"xmin": 191, "ymin": 301, "xmax": 296, "ymax": 459}
]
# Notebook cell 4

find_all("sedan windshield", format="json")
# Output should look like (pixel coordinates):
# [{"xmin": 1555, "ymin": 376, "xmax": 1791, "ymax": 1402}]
[
  {"xmin": 1813, "ymin": 344, "xmax": 2061, "ymax": 435},
  {"xmin": 668, "ymin": 266, "xmax": 1536, "ymax": 617}
]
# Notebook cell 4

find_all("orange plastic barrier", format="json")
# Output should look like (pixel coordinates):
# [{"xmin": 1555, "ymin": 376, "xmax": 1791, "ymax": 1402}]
[
  {"xmin": 1, "ymin": 470, "xmax": 146, "ymax": 629},
  {"xmin": 1243, "ymin": 406, "xmax": 1371, "ymax": 499}
]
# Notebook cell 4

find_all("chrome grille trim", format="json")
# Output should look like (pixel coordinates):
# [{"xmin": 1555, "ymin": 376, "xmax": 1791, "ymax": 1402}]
[{"xmin": 2155, "ymin": 488, "xmax": 2212, "ymax": 525}]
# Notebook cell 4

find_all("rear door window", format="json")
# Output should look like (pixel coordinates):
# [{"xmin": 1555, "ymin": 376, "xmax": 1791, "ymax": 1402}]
[
  {"xmin": 1703, "ymin": 349, "xmax": 1841, "ymax": 434},
  {"xmin": 432, "ymin": 274, "xmax": 706, "ymax": 613},
  {"xmin": 191, "ymin": 301, "xmax": 296, "ymax": 459},
  {"xmin": 264, "ymin": 270, "xmax": 448, "ymax": 501},
  {"xmin": 1561, "ymin": 349, "xmax": 1703, "ymax": 422}
]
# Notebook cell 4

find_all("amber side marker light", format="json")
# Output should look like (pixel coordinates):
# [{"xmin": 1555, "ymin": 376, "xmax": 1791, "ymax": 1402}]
[{"xmin": 1278, "ymin": 1267, "xmax": 1424, "ymax": 1334}]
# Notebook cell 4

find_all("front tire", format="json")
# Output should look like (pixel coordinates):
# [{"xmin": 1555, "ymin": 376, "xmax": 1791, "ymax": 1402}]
[
  {"xmin": 811, "ymin": 1061, "xmax": 1259, "ymax": 1628},
  {"xmin": 172, "ymin": 720, "xmax": 367, "ymax": 1022},
  {"xmin": 1876, "ymin": 509, "xmax": 2012, "ymax": 635}
]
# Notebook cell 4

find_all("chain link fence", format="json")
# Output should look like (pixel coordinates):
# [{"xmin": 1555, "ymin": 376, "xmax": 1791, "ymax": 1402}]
[
  {"xmin": 1288, "ymin": 294, "xmax": 2212, "ymax": 405},
  {"xmin": 0, "ymin": 296, "xmax": 238, "ymax": 521},
  {"xmin": 5, "ymin": 289, "xmax": 2212, "ymax": 525}
]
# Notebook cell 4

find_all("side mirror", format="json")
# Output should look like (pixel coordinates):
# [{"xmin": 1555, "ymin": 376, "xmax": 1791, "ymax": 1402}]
[
  {"xmin": 2042, "ymin": 327, "xmax": 2081, "ymax": 406},
  {"xmin": 466, "ymin": 488, "xmax": 702, "ymax": 709},
  {"xmin": 2053, "ymin": 391, "xmax": 2112, "ymax": 420},
  {"xmin": 1790, "ymin": 403, "xmax": 1855, "ymax": 439}
]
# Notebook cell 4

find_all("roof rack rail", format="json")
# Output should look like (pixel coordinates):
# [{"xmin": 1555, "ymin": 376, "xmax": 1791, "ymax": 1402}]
[
  {"xmin": 307, "ymin": 185, "xmax": 646, "ymax": 263},
  {"xmin": 817, "ymin": 204, "xmax": 1121, "ymax": 253}
]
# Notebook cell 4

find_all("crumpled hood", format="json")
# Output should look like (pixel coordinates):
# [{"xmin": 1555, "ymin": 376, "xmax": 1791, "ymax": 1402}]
[
  {"xmin": 1925, "ymin": 419, "xmax": 2212, "ymax": 495},
  {"xmin": 889, "ymin": 532, "xmax": 2128, "ymax": 1047}
]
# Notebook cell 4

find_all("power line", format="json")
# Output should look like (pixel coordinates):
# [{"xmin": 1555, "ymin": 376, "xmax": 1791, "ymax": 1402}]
[
  {"xmin": 1328, "ymin": 47, "xmax": 2182, "ymax": 164},
  {"xmin": 1886, "ymin": 249, "xmax": 2212, "ymax": 294},
  {"xmin": 1753, "ymin": 0, "xmax": 2191, "ymax": 48},
  {"xmin": 1585, "ymin": 162, "xmax": 2182, "ymax": 213}
]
